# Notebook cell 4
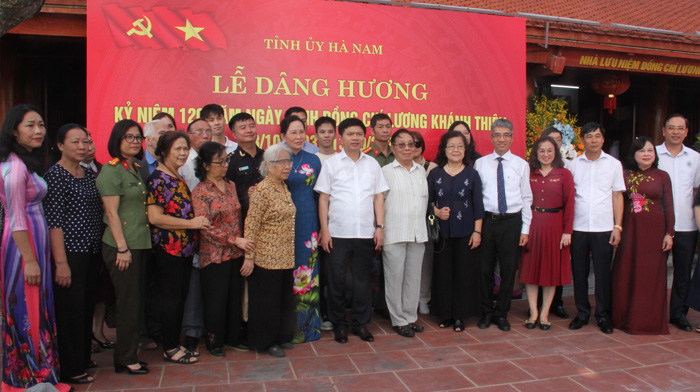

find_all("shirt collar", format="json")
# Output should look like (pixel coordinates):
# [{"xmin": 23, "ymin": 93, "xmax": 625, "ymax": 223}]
[
  {"xmin": 658, "ymin": 142, "xmax": 688, "ymax": 156},
  {"xmin": 338, "ymin": 149, "xmax": 368, "ymax": 161},
  {"xmin": 491, "ymin": 150, "xmax": 513, "ymax": 160},
  {"xmin": 188, "ymin": 148, "xmax": 198, "ymax": 160},
  {"xmin": 145, "ymin": 149, "xmax": 158, "ymax": 165},
  {"xmin": 579, "ymin": 150, "xmax": 610, "ymax": 162},
  {"xmin": 390, "ymin": 159, "xmax": 419, "ymax": 172}
]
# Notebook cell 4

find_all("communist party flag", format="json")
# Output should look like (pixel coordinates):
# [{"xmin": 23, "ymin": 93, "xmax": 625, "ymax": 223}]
[{"xmin": 103, "ymin": 4, "xmax": 227, "ymax": 51}]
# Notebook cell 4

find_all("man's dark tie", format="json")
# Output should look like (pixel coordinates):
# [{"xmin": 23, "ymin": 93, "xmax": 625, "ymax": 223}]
[{"xmin": 497, "ymin": 157, "xmax": 507, "ymax": 214}]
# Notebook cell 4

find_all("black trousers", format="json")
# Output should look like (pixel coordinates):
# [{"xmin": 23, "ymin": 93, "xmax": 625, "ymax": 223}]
[
  {"xmin": 141, "ymin": 250, "xmax": 162, "ymax": 342},
  {"xmin": 200, "ymin": 257, "xmax": 245, "ymax": 349},
  {"xmin": 326, "ymin": 238, "xmax": 375, "ymax": 330},
  {"xmin": 670, "ymin": 231, "xmax": 699, "ymax": 317},
  {"xmin": 248, "ymin": 267, "xmax": 295, "ymax": 350},
  {"xmin": 571, "ymin": 231, "xmax": 613, "ymax": 321},
  {"xmin": 319, "ymin": 249, "xmax": 329, "ymax": 318},
  {"xmin": 431, "ymin": 236, "xmax": 480, "ymax": 320},
  {"xmin": 102, "ymin": 244, "xmax": 148, "ymax": 366},
  {"xmin": 153, "ymin": 249, "xmax": 192, "ymax": 352},
  {"xmin": 480, "ymin": 214, "xmax": 522, "ymax": 318},
  {"xmin": 54, "ymin": 252, "xmax": 100, "ymax": 378}
]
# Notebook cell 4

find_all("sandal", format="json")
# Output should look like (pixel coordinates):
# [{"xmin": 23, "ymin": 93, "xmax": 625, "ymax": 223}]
[
  {"xmin": 181, "ymin": 345, "xmax": 200, "ymax": 357},
  {"xmin": 86, "ymin": 360, "xmax": 98, "ymax": 369},
  {"xmin": 163, "ymin": 348, "xmax": 198, "ymax": 364},
  {"xmin": 92, "ymin": 334, "xmax": 115, "ymax": 349},
  {"xmin": 524, "ymin": 319, "xmax": 538, "ymax": 330},
  {"xmin": 453, "ymin": 319, "xmax": 465, "ymax": 332},
  {"xmin": 138, "ymin": 336, "xmax": 158, "ymax": 351},
  {"xmin": 439, "ymin": 319, "xmax": 454, "ymax": 329},
  {"xmin": 64, "ymin": 373, "xmax": 94, "ymax": 384}
]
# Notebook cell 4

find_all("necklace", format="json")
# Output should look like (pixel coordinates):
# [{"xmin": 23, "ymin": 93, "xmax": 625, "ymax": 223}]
[
  {"xmin": 540, "ymin": 167, "xmax": 553, "ymax": 177},
  {"xmin": 445, "ymin": 163, "xmax": 464, "ymax": 176},
  {"xmin": 292, "ymin": 150, "xmax": 304, "ymax": 172}
]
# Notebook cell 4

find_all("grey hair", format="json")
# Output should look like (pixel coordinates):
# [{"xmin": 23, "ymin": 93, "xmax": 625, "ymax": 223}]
[
  {"xmin": 259, "ymin": 143, "xmax": 292, "ymax": 178},
  {"xmin": 491, "ymin": 118, "xmax": 513, "ymax": 134},
  {"xmin": 143, "ymin": 120, "xmax": 166, "ymax": 139}
]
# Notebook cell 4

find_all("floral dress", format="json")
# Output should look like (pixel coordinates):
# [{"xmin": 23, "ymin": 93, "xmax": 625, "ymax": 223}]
[
  {"xmin": 0, "ymin": 153, "xmax": 69, "ymax": 391},
  {"xmin": 285, "ymin": 150, "xmax": 322, "ymax": 343},
  {"xmin": 146, "ymin": 169, "xmax": 196, "ymax": 258}
]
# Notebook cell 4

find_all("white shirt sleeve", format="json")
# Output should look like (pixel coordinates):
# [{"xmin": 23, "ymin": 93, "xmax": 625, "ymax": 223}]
[{"xmin": 520, "ymin": 163, "xmax": 533, "ymax": 234}]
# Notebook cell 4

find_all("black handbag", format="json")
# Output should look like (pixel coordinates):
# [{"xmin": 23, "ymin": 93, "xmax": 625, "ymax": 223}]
[{"xmin": 427, "ymin": 206, "xmax": 441, "ymax": 242}]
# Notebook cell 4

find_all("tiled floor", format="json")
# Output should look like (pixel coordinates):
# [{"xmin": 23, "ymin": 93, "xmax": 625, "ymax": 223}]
[{"xmin": 77, "ymin": 294, "xmax": 700, "ymax": 392}]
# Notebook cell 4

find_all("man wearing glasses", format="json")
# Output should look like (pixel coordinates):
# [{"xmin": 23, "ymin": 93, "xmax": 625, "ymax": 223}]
[{"xmin": 656, "ymin": 113, "xmax": 700, "ymax": 332}]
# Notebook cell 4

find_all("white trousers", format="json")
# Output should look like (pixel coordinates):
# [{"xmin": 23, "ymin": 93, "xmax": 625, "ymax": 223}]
[{"xmin": 382, "ymin": 242, "xmax": 425, "ymax": 326}]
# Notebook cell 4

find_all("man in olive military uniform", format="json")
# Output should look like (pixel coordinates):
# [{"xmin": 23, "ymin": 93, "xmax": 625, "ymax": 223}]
[{"xmin": 363, "ymin": 113, "xmax": 395, "ymax": 167}]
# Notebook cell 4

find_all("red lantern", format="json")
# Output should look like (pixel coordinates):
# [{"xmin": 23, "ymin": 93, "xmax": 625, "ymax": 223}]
[{"xmin": 592, "ymin": 72, "xmax": 631, "ymax": 114}]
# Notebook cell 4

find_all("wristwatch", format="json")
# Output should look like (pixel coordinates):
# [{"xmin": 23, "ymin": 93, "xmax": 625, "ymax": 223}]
[{"xmin": 376, "ymin": 224, "xmax": 385, "ymax": 229}]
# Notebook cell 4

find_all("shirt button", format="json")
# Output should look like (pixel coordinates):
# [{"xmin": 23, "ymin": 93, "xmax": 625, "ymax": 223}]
[
  {"xmin": 123, "ymin": 221, "xmax": 127, "ymax": 225},
  {"xmin": 138, "ymin": 182, "xmax": 142, "ymax": 185}
]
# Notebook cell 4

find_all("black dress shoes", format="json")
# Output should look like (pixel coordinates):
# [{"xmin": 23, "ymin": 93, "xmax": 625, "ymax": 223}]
[
  {"xmin": 597, "ymin": 318, "xmax": 613, "ymax": 334},
  {"xmin": 353, "ymin": 327, "xmax": 374, "ymax": 342},
  {"xmin": 551, "ymin": 305, "xmax": 570, "ymax": 319},
  {"xmin": 495, "ymin": 317, "xmax": 511, "ymax": 332},
  {"xmin": 568, "ymin": 316, "xmax": 589, "ymax": 330},
  {"xmin": 478, "ymin": 314, "xmax": 493, "ymax": 329},
  {"xmin": 670, "ymin": 314, "xmax": 693, "ymax": 331},
  {"xmin": 334, "ymin": 328, "xmax": 348, "ymax": 344}
]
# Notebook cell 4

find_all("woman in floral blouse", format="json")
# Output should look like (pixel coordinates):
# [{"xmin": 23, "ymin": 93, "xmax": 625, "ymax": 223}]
[
  {"xmin": 147, "ymin": 131, "xmax": 210, "ymax": 364},
  {"xmin": 280, "ymin": 115, "xmax": 322, "ymax": 343},
  {"xmin": 245, "ymin": 144, "xmax": 296, "ymax": 358},
  {"xmin": 192, "ymin": 142, "xmax": 254, "ymax": 358}
]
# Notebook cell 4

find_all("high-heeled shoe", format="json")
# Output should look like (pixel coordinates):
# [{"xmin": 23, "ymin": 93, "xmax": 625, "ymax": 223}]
[
  {"xmin": 92, "ymin": 334, "xmax": 115, "ymax": 349},
  {"xmin": 114, "ymin": 364, "xmax": 149, "ymax": 375}
]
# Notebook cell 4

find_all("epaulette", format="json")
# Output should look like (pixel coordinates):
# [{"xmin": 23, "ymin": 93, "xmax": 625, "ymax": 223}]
[
  {"xmin": 362, "ymin": 146, "xmax": 372, "ymax": 154},
  {"xmin": 108, "ymin": 158, "xmax": 120, "ymax": 166},
  {"xmin": 133, "ymin": 162, "xmax": 141, "ymax": 169}
]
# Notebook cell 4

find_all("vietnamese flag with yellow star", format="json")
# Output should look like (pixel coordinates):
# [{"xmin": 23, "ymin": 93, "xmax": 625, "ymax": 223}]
[{"xmin": 103, "ymin": 4, "xmax": 226, "ymax": 51}]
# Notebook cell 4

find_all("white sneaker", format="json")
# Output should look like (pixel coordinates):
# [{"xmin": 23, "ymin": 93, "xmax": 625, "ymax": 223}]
[
  {"xmin": 321, "ymin": 320, "xmax": 333, "ymax": 331},
  {"xmin": 418, "ymin": 303, "xmax": 430, "ymax": 315}
]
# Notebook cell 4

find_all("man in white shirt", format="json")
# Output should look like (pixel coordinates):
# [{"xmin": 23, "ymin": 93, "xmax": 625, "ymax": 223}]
[
  {"xmin": 656, "ymin": 113, "xmax": 700, "ymax": 332},
  {"xmin": 315, "ymin": 116, "xmax": 338, "ymax": 164},
  {"xmin": 475, "ymin": 118, "xmax": 533, "ymax": 332},
  {"xmin": 201, "ymin": 103, "xmax": 237, "ymax": 155},
  {"xmin": 315, "ymin": 118, "xmax": 389, "ymax": 344},
  {"xmin": 568, "ymin": 122, "xmax": 624, "ymax": 334},
  {"xmin": 178, "ymin": 118, "xmax": 213, "ymax": 352}
]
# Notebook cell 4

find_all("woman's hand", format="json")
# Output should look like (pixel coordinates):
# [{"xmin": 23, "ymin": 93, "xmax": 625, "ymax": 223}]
[
  {"xmin": 560, "ymin": 233, "xmax": 572, "ymax": 249},
  {"xmin": 435, "ymin": 206, "xmax": 450, "ymax": 221},
  {"xmin": 24, "ymin": 260, "xmax": 41, "ymax": 286},
  {"xmin": 662, "ymin": 234, "xmax": 673, "ymax": 252},
  {"xmin": 190, "ymin": 216, "xmax": 211, "ymax": 230},
  {"xmin": 54, "ymin": 262, "xmax": 71, "ymax": 288},
  {"xmin": 469, "ymin": 232, "xmax": 481, "ymax": 249},
  {"xmin": 116, "ymin": 249, "xmax": 132, "ymax": 271},
  {"xmin": 234, "ymin": 237, "xmax": 255, "ymax": 253},
  {"xmin": 240, "ymin": 258, "xmax": 255, "ymax": 277}
]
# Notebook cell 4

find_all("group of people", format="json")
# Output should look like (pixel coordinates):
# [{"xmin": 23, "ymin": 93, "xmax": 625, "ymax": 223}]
[{"xmin": 1, "ymin": 101, "xmax": 699, "ymax": 391}]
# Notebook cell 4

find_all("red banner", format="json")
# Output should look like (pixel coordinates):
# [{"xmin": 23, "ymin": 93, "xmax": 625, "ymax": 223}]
[{"xmin": 88, "ymin": 0, "xmax": 525, "ymax": 162}]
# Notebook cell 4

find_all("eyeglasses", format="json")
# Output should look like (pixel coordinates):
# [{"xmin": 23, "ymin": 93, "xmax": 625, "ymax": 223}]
[
  {"xmin": 271, "ymin": 159, "xmax": 293, "ymax": 166},
  {"xmin": 446, "ymin": 144, "xmax": 465, "ymax": 150},
  {"xmin": 666, "ymin": 126, "xmax": 687, "ymax": 131},
  {"xmin": 122, "ymin": 134, "xmax": 144, "ymax": 143},
  {"xmin": 190, "ymin": 129, "xmax": 213, "ymax": 136},
  {"xmin": 394, "ymin": 142, "xmax": 416, "ymax": 149},
  {"xmin": 210, "ymin": 160, "xmax": 229, "ymax": 166},
  {"xmin": 414, "ymin": 141, "xmax": 423, "ymax": 148}
]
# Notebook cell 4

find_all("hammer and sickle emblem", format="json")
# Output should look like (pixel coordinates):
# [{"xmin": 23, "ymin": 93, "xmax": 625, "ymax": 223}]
[{"xmin": 127, "ymin": 15, "xmax": 153, "ymax": 38}]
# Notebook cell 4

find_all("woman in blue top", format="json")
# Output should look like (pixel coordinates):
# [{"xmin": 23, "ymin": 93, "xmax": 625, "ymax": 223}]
[
  {"xmin": 280, "ymin": 115, "xmax": 322, "ymax": 343},
  {"xmin": 427, "ymin": 130, "xmax": 484, "ymax": 332}
]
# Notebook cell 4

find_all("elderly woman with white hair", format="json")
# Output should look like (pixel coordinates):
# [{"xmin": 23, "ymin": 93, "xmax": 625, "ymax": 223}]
[{"xmin": 244, "ymin": 143, "xmax": 297, "ymax": 358}]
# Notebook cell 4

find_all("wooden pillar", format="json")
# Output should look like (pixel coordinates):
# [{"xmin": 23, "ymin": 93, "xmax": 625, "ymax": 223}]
[{"xmin": 651, "ymin": 75, "xmax": 668, "ymax": 144}]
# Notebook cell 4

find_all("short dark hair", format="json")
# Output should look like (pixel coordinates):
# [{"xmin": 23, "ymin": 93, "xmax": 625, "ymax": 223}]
[
  {"xmin": 624, "ymin": 136, "xmax": 658, "ymax": 171},
  {"xmin": 338, "ymin": 118, "xmax": 366, "ymax": 136},
  {"xmin": 229, "ymin": 112, "xmax": 254, "ymax": 131},
  {"xmin": 528, "ymin": 136, "xmax": 564, "ymax": 170},
  {"xmin": 155, "ymin": 130, "xmax": 189, "ymax": 161},
  {"xmin": 0, "ymin": 104, "xmax": 48, "ymax": 173},
  {"xmin": 411, "ymin": 131, "xmax": 426, "ymax": 154},
  {"xmin": 540, "ymin": 126, "xmax": 562, "ymax": 140},
  {"xmin": 448, "ymin": 121, "xmax": 470, "ymax": 134},
  {"xmin": 284, "ymin": 106, "xmax": 307, "ymax": 119},
  {"xmin": 390, "ymin": 128, "xmax": 413, "ymax": 145},
  {"xmin": 280, "ymin": 115, "xmax": 305, "ymax": 135},
  {"xmin": 581, "ymin": 122, "xmax": 605, "ymax": 137},
  {"xmin": 107, "ymin": 119, "xmax": 144, "ymax": 161},
  {"xmin": 370, "ymin": 113, "xmax": 392, "ymax": 128},
  {"xmin": 314, "ymin": 116, "xmax": 336, "ymax": 130},
  {"xmin": 51, "ymin": 123, "xmax": 88, "ymax": 163},
  {"xmin": 664, "ymin": 113, "xmax": 689, "ymax": 129},
  {"xmin": 195, "ymin": 141, "xmax": 226, "ymax": 181},
  {"xmin": 152, "ymin": 112, "xmax": 177, "ymax": 129},
  {"xmin": 435, "ymin": 131, "xmax": 470, "ymax": 167},
  {"xmin": 187, "ymin": 118, "xmax": 208, "ymax": 133},
  {"xmin": 201, "ymin": 104, "xmax": 224, "ymax": 119}
]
